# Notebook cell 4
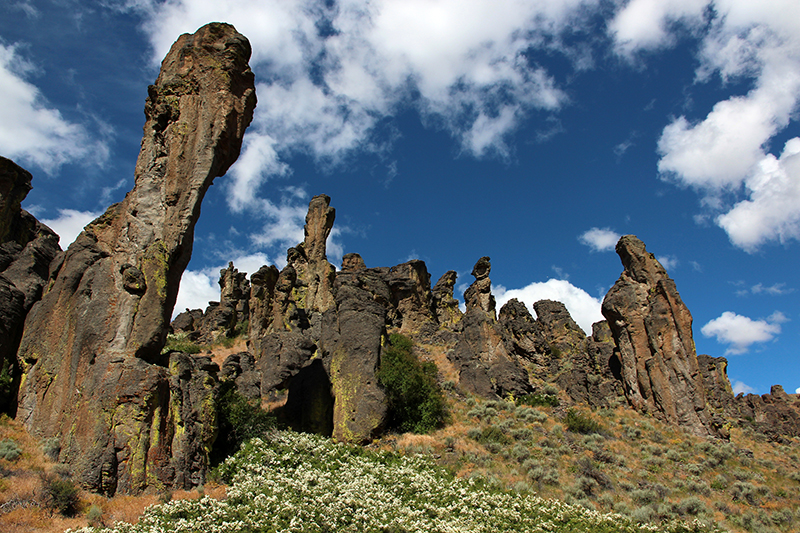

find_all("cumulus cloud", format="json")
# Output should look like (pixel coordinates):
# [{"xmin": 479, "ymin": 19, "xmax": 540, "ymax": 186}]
[
  {"xmin": 732, "ymin": 380, "xmax": 756, "ymax": 395},
  {"xmin": 119, "ymin": 0, "xmax": 607, "ymax": 212},
  {"xmin": 578, "ymin": 227, "xmax": 621, "ymax": 252},
  {"xmin": 174, "ymin": 270, "xmax": 220, "ymax": 317},
  {"xmin": 609, "ymin": 0, "xmax": 708, "ymax": 56},
  {"xmin": 700, "ymin": 310, "xmax": 783, "ymax": 354},
  {"xmin": 41, "ymin": 208, "xmax": 101, "ymax": 248},
  {"xmin": 0, "ymin": 43, "xmax": 107, "ymax": 174},
  {"xmin": 495, "ymin": 278, "xmax": 604, "ymax": 335},
  {"xmin": 716, "ymin": 138, "xmax": 800, "ymax": 251},
  {"xmin": 627, "ymin": 0, "xmax": 800, "ymax": 251}
]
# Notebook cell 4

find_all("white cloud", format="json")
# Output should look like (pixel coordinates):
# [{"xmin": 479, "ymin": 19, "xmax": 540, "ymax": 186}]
[
  {"xmin": 636, "ymin": 0, "xmax": 800, "ymax": 251},
  {"xmin": 700, "ymin": 310, "xmax": 782, "ymax": 354},
  {"xmin": 0, "ymin": 43, "xmax": 107, "ymax": 174},
  {"xmin": 716, "ymin": 138, "xmax": 800, "ymax": 251},
  {"xmin": 124, "ymin": 0, "xmax": 598, "ymax": 212},
  {"xmin": 750, "ymin": 282, "xmax": 792, "ymax": 295},
  {"xmin": 578, "ymin": 227, "xmax": 621, "ymax": 252},
  {"xmin": 609, "ymin": 0, "xmax": 708, "ymax": 56},
  {"xmin": 174, "ymin": 270, "xmax": 219, "ymax": 316},
  {"xmin": 656, "ymin": 254, "xmax": 679, "ymax": 271},
  {"xmin": 41, "ymin": 209, "xmax": 101, "ymax": 248},
  {"xmin": 495, "ymin": 278, "xmax": 604, "ymax": 335},
  {"xmin": 732, "ymin": 380, "xmax": 756, "ymax": 395}
]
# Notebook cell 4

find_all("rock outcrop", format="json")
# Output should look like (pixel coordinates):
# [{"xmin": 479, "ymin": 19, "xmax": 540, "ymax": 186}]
[
  {"xmin": 0, "ymin": 157, "xmax": 60, "ymax": 413},
  {"xmin": 15, "ymin": 23, "xmax": 256, "ymax": 494},
  {"xmin": 601, "ymin": 235, "xmax": 716, "ymax": 437},
  {"xmin": 449, "ymin": 258, "xmax": 531, "ymax": 398}
]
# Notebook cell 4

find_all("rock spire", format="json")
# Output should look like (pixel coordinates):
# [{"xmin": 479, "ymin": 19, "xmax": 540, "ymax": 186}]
[{"xmin": 16, "ymin": 22, "xmax": 256, "ymax": 494}]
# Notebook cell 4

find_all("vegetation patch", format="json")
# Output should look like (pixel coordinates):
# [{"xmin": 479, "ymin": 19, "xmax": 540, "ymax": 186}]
[
  {"xmin": 69, "ymin": 430, "xmax": 718, "ymax": 533},
  {"xmin": 378, "ymin": 333, "xmax": 447, "ymax": 434}
]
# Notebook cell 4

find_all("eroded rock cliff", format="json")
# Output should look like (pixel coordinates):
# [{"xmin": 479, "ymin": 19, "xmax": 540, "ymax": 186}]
[
  {"xmin": 601, "ymin": 235, "xmax": 717, "ymax": 437},
  {"xmin": 0, "ymin": 157, "xmax": 60, "ymax": 414},
  {"xmin": 15, "ymin": 22, "xmax": 256, "ymax": 494}
]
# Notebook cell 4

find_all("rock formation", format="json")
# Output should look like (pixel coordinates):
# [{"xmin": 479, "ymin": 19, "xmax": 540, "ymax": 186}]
[
  {"xmin": 15, "ymin": 22, "xmax": 256, "ymax": 494},
  {"xmin": 601, "ymin": 235, "xmax": 716, "ymax": 437},
  {"xmin": 0, "ymin": 157, "xmax": 60, "ymax": 414},
  {"xmin": 448, "ymin": 257, "xmax": 531, "ymax": 398}
]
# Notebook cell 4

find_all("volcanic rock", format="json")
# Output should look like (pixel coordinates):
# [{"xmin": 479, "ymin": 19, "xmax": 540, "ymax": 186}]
[
  {"xmin": 601, "ymin": 235, "xmax": 716, "ymax": 437},
  {"xmin": 0, "ymin": 157, "xmax": 60, "ymax": 413},
  {"xmin": 449, "ymin": 258, "xmax": 530, "ymax": 398},
  {"xmin": 431, "ymin": 270, "xmax": 461, "ymax": 328},
  {"xmin": 15, "ymin": 23, "xmax": 256, "ymax": 493}
]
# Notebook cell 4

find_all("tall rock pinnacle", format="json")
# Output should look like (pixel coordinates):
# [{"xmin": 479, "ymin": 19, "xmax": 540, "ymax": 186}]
[
  {"xmin": 16, "ymin": 23, "xmax": 256, "ymax": 493},
  {"xmin": 602, "ymin": 235, "xmax": 717, "ymax": 437}
]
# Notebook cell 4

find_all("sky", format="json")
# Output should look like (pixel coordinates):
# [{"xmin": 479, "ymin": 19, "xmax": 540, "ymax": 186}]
[{"xmin": 1, "ymin": 0, "xmax": 798, "ymax": 396}]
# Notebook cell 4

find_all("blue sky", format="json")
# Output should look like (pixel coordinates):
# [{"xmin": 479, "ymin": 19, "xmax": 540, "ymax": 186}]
[{"xmin": 1, "ymin": 0, "xmax": 798, "ymax": 396}]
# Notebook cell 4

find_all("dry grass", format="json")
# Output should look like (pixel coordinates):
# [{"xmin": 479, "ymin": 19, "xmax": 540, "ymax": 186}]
[
  {"xmin": 0, "ymin": 416, "xmax": 225, "ymax": 533},
  {"xmin": 379, "ymin": 393, "xmax": 800, "ymax": 533}
]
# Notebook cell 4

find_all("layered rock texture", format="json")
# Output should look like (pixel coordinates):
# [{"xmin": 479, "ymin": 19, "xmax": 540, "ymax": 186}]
[
  {"xmin": 0, "ymin": 157, "xmax": 60, "ymax": 414},
  {"xmin": 14, "ymin": 23, "xmax": 256, "ymax": 494},
  {"xmin": 601, "ymin": 236, "xmax": 716, "ymax": 437}
]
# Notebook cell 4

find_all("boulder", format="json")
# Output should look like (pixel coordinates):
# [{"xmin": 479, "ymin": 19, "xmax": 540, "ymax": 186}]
[
  {"xmin": 15, "ymin": 23, "xmax": 256, "ymax": 493},
  {"xmin": 601, "ymin": 235, "xmax": 717, "ymax": 437}
]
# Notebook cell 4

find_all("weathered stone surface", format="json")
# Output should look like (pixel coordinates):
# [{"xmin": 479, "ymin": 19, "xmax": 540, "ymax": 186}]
[
  {"xmin": 0, "ymin": 157, "xmax": 60, "ymax": 414},
  {"xmin": 341, "ymin": 252, "xmax": 365, "ymax": 272},
  {"xmin": 16, "ymin": 23, "xmax": 256, "ymax": 493},
  {"xmin": 601, "ymin": 235, "xmax": 716, "ymax": 437},
  {"xmin": 735, "ymin": 387, "xmax": 800, "ymax": 441},
  {"xmin": 385, "ymin": 260, "xmax": 436, "ymax": 336},
  {"xmin": 220, "ymin": 351, "xmax": 261, "ymax": 400},
  {"xmin": 431, "ymin": 270, "xmax": 461, "ymax": 327},
  {"xmin": 497, "ymin": 299, "xmax": 621, "ymax": 407},
  {"xmin": 327, "ymin": 269, "xmax": 390, "ymax": 443},
  {"xmin": 449, "ymin": 258, "xmax": 530, "ymax": 398},
  {"xmin": 171, "ymin": 308, "xmax": 203, "ymax": 335},
  {"xmin": 463, "ymin": 256, "xmax": 495, "ymax": 316},
  {"xmin": 286, "ymin": 194, "xmax": 336, "ymax": 316}
]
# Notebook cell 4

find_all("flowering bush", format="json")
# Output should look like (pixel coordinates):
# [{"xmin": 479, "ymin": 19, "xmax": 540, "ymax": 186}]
[{"xmin": 70, "ymin": 430, "xmax": 719, "ymax": 533}]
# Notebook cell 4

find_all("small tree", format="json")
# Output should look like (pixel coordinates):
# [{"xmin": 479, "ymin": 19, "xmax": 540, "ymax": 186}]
[{"xmin": 378, "ymin": 333, "xmax": 447, "ymax": 434}]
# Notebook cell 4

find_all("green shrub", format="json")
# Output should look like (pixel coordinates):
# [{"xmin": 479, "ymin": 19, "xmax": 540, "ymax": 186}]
[
  {"xmin": 0, "ymin": 438, "xmax": 21, "ymax": 461},
  {"xmin": 478, "ymin": 425, "xmax": 512, "ymax": 446},
  {"xmin": 40, "ymin": 474, "xmax": 80, "ymax": 516},
  {"xmin": 211, "ymin": 385, "xmax": 276, "ymax": 465},
  {"xmin": 565, "ymin": 409, "xmax": 602, "ymax": 435},
  {"xmin": 162, "ymin": 332, "xmax": 201, "ymax": 354},
  {"xmin": 86, "ymin": 503, "xmax": 103, "ymax": 525},
  {"xmin": 42, "ymin": 437, "xmax": 61, "ymax": 461},
  {"xmin": 519, "ymin": 393, "xmax": 560, "ymax": 407},
  {"xmin": 377, "ymin": 333, "xmax": 447, "ymax": 434}
]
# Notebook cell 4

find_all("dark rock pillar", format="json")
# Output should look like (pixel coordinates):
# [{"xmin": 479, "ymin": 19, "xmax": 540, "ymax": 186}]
[{"xmin": 16, "ymin": 23, "xmax": 256, "ymax": 493}]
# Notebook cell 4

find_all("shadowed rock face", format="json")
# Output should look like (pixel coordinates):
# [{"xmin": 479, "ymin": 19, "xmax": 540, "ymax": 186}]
[
  {"xmin": 0, "ymin": 157, "xmax": 60, "ymax": 414},
  {"xmin": 16, "ymin": 23, "xmax": 256, "ymax": 494},
  {"xmin": 602, "ymin": 235, "xmax": 717, "ymax": 437}
]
